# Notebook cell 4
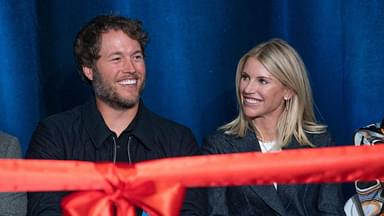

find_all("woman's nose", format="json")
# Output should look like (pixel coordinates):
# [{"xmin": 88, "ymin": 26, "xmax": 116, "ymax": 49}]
[{"xmin": 244, "ymin": 81, "xmax": 257, "ymax": 93}]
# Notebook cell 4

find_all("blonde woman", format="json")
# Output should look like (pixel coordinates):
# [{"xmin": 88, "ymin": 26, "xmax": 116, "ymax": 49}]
[{"xmin": 203, "ymin": 39, "xmax": 345, "ymax": 215}]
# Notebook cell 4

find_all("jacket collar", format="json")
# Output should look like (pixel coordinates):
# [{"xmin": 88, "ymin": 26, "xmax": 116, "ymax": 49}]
[
  {"xmin": 83, "ymin": 97, "xmax": 156, "ymax": 150},
  {"xmin": 233, "ymin": 129, "xmax": 287, "ymax": 215},
  {"xmin": 226, "ymin": 129, "xmax": 313, "ymax": 215},
  {"xmin": 234, "ymin": 129, "xmax": 310, "ymax": 152}
]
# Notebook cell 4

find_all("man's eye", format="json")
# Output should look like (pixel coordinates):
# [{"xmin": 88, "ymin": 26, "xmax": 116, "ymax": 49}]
[
  {"xmin": 132, "ymin": 54, "xmax": 143, "ymax": 61},
  {"xmin": 111, "ymin": 57, "xmax": 121, "ymax": 62}
]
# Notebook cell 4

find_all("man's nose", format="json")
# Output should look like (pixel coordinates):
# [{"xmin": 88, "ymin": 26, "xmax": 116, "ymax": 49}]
[{"xmin": 123, "ymin": 58, "xmax": 135, "ymax": 73}]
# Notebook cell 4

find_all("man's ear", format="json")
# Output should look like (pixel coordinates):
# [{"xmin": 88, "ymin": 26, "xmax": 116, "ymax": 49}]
[{"xmin": 83, "ymin": 66, "xmax": 93, "ymax": 81}]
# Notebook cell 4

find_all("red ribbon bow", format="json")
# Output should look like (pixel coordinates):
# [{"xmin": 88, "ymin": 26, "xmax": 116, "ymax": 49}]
[
  {"xmin": 61, "ymin": 163, "xmax": 185, "ymax": 216},
  {"xmin": 2, "ymin": 145, "xmax": 384, "ymax": 215}
]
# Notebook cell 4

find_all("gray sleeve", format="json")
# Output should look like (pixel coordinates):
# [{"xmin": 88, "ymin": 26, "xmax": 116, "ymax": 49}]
[
  {"xmin": 0, "ymin": 133, "xmax": 28, "ymax": 216},
  {"xmin": 2, "ymin": 134, "xmax": 22, "ymax": 158}
]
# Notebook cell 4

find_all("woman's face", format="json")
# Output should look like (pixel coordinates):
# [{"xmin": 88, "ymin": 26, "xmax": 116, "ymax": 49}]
[{"xmin": 239, "ymin": 57, "xmax": 291, "ymax": 123}]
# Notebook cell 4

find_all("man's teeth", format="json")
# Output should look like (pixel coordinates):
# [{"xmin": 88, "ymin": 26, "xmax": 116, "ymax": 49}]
[{"xmin": 119, "ymin": 79, "xmax": 137, "ymax": 85}]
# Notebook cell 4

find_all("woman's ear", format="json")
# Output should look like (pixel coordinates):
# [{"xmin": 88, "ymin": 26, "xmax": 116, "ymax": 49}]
[
  {"xmin": 83, "ymin": 66, "xmax": 94, "ymax": 81},
  {"xmin": 284, "ymin": 89, "xmax": 295, "ymax": 100}
]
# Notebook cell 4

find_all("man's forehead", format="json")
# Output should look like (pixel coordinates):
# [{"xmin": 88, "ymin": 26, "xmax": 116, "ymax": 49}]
[
  {"xmin": 99, "ymin": 30, "xmax": 142, "ymax": 54},
  {"xmin": 100, "ymin": 29, "xmax": 136, "ymax": 41}
]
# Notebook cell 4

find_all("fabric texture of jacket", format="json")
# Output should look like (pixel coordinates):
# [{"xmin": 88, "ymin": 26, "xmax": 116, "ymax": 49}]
[
  {"xmin": 0, "ymin": 131, "xmax": 28, "ymax": 216},
  {"xmin": 202, "ymin": 129, "xmax": 345, "ymax": 216},
  {"xmin": 26, "ymin": 98, "xmax": 206, "ymax": 216}
]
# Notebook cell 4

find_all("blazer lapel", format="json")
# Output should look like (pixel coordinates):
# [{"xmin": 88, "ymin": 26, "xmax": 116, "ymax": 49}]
[
  {"xmin": 249, "ymin": 185, "xmax": 287, "ymax": 215},
  {"xmin": 232, "ymin": 130, "xmax": 287, "ymax": 215}
]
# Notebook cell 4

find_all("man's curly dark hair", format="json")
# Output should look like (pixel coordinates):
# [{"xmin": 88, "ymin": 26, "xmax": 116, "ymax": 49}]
[{"xmin": 74, "ymin": 15, "xmax": 148, "ymax": 83}]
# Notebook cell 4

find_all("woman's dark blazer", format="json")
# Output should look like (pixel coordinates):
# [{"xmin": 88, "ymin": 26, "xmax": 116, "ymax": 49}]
[{"xmin": 202, "ymin": 129, "xmax": 346, "ymax": 216}]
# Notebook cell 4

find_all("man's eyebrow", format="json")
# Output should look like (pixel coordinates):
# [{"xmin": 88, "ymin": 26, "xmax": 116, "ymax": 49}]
[
  {"xmin": 106, "ymin": 51, "xmax": 124, "ymax": 58},
  {"xmin": 131, "ymin": 50, "xmax": 143, "ymax": 55},
  {"xmin": 104, "ymin": 49, "xmax": 143, "ymax": 59}
]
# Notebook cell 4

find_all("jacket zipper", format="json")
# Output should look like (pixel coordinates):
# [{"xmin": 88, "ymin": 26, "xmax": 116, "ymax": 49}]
[
  {"xmin": 112, "ymin": 136, "xmax": 117, "ymax": 163},
  {"xmin": 127, "ymin": 136, "xmax": 132, "ymax": 164}
]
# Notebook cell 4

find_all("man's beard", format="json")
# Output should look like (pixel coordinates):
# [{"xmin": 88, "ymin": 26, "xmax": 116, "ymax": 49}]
[{"xmin": 92, "ymin": 69, "xmax": 145, "ymax": 110}]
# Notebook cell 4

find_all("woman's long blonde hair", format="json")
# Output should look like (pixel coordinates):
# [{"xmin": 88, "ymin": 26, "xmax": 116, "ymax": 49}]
[{"xmin": 221, "ymin": 38, "xmax": 326, "ymax": 146}]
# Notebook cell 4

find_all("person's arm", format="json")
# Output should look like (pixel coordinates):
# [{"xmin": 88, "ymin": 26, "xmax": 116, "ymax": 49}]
[
  {"xmin": 26, "ymin": 122, "xmax": 67, "ymax": 216},
  {"xmin": 318, "ymin": 183, "xmax": 346, "ymax": 215},
  {"xmin": 316, "ymin": 131, "xmax": 346, "ymax": 215},
  {"xmin": 0, "ymin": 134, "xmax": 27, "ymax": 216},
  {"xmin": 178, "ymin": 129, "xmax": 208, "ymax": 216},
  {"xmin": 200, "ymin": 134, "xmax": 229, "ymax": 216}
]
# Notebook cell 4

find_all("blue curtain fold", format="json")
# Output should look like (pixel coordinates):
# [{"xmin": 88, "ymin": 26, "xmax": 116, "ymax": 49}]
[
  {"xmin": 1, "ymin": 0, "xmax": 383, "ymax": 154},
  {"xmin": 0, "ymin": 1, "xmax": 40, "ymax": 152},
  {"xmin": 342, "ymin": 1, "xmax": 384, "ymax": 132}
]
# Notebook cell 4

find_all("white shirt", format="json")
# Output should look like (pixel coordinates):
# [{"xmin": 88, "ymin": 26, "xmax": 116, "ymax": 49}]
[
  {"xmin": 258, "ymin": 140, "xmax": 281, "ymax": 153},
  {"xmin": 258, "ymin": 140, "xmax": 281, "ymax": 189}
]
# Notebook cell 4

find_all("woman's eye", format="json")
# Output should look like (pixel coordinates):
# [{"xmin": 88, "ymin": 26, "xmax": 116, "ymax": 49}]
[
  {"xmin": 259, "ymin": 79, "xmax": 268, "ymax": 84},
  {"xmin": 241, "ymin": 74, "xmax": 249, "ymax": 81}
]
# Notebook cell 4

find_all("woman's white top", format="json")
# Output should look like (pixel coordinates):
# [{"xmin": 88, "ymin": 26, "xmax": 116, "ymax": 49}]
[{"xmin": 258, "ymin": 140, "xmax": 281, "ymax": 189}]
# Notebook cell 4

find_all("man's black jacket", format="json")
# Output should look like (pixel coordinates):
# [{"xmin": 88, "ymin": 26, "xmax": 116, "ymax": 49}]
[{"xmin": 26, "ymin": 98, "xmax": 206, "ymax": 215}]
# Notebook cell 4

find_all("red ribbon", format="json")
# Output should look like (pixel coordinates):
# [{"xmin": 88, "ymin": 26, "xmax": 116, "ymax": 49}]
[
  {"xmin": 1, "ymin": 145, "xmax": 384, "ymax": 216},
  {"xmin": 61, "ymin": 164, "xmax": 185, "ymax": 216},
  {"xmin": 62, "ymin": 164, "xmax": 185, "ymax": 216}
]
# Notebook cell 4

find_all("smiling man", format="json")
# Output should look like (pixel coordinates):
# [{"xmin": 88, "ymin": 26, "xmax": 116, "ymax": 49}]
[{"xmin": 26, "ymin": 15, "xmax": 206, "ymax": 216}]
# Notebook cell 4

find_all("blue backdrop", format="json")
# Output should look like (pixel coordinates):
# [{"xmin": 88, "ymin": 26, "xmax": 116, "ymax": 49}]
[{"xmin": 1, "ymin": 1, "xmax": 383, "ymax": 159}]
